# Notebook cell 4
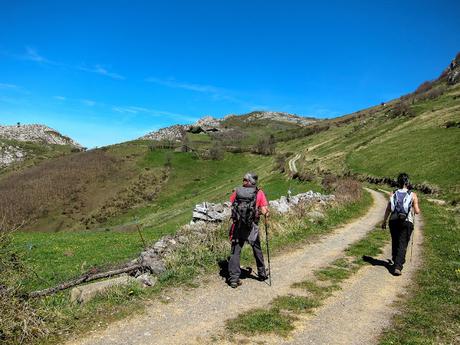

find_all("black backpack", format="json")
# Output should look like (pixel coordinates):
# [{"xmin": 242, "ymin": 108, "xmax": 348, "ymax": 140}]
[{"xmin": 231, "ymin": 186, "xmax": 259, "ymax": 239}]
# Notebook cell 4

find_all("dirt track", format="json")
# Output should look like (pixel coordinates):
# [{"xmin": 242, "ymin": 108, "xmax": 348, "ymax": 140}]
[{"xmin": 66, "ymin": 189, "xmax": 422, "ymax": 345}]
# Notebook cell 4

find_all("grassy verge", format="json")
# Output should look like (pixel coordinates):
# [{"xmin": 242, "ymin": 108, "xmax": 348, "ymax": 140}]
[
  {"xmin": 379, "ymin": 200, "xmax": 460, "ymax": 345},
  {"xmin": 226, "ymin": 225, "xmax": 389, "ymax": 338}
]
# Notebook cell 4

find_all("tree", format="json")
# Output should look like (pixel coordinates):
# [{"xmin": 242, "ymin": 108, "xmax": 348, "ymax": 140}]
[
  {"xmin": 209, "ymin": 142, "xmax": 224, "ymax": 160},
  {"xmin": 180, "ymin": 133, "xmax": 191, "ymax": 152}
]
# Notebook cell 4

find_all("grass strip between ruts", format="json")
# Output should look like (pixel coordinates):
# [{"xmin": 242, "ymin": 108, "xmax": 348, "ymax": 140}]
[{"xmin": 225, "ymin": 227, "xmax": 389, "ymax": 338}]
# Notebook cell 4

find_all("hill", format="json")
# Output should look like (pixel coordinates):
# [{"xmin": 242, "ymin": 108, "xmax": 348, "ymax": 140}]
[
  {"xmin": 0, "ymin": 124, "xmax": 83, "ymax": 171},
  {"xmin": 279, "ymin": 52, "xmax": 460, "ymax": 200},
  {"xmin": 2, "ymin": 54, "xmax": 459, "ymax": 233},
  {"xmin": 141, "ymin": 111, "xmax": 318, "ymax": 145}
]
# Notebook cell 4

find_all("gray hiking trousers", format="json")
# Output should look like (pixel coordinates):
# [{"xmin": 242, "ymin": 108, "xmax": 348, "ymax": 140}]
[{"xmin": 228, "ymin": 235, "xmax": 266, "ymax": 284}]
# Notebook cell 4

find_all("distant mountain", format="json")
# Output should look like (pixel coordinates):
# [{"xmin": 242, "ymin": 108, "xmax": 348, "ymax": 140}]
[
  {"xmin": 0, "ymin": 124, "xmax": 82, "ymax": 169},
  {"xmin": 140, "ymin": 111, "xmax": 318, "ymax": 142}
]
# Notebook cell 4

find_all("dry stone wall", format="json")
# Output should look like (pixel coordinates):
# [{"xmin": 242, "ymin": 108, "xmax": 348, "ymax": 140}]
[{"xmin": 135, "ymin": 190, "xmax": 334, "ymax": 277}]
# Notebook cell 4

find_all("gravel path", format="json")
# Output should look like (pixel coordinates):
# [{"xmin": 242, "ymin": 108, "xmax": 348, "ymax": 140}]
[
  {"xmin": 288, "ymin": 153, "xmax": 301, "ymax": 174},
  {"xmin": 66, "ymin": 189, "xmax": 386, "ymax": 345},
  {"xmin": 281, "ymin": 215, "xmax": 424, "ymax": 345}
]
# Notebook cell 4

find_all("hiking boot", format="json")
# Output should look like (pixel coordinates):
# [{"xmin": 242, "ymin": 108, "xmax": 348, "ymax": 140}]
[
  {"xmin": 393, "ymin": 268, "xmax": 402, "ymax": 276},
  {"xmin": 230, "ymin": 280, "xmax": 242, "ymax": 288},
  {"xmin": 258, "ymin": 274, "xmax": 269, "ymax": 282}
]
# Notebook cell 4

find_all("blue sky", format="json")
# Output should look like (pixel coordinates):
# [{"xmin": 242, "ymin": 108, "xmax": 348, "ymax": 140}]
[{"xmin": 1, "ymin": 1, "xmax": 459, "ymax": 148}]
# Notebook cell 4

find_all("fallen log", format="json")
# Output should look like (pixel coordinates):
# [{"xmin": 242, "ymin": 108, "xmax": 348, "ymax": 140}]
[{"xmin": 28, "ymin": 264, "xmax": 142, "ymax": 298}]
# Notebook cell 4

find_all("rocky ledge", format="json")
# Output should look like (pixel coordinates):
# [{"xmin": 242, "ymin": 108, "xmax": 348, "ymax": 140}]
[
  {"xmin": 0, "ymin": 124, "xmax": 82, "ymax": 148},
  {"xmin": 140, "ymin": 111, "xmax": 317, "ymax": 142}
]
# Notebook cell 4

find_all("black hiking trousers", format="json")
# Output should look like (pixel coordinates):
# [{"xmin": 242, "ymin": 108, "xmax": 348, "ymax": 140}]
[
  {"xmin": 389, "ymin": 219, "xmax": 414, "ymax": 271},
  {"xmin": 228, "ymin": 235, "xmax": 266, "ymax": 284}
]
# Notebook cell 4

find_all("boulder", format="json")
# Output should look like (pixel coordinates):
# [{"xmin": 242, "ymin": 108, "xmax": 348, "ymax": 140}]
[
  {"xmin": 70, "ymin": 274, "xmax": 138, "ymax": 304},
  {"xmin": 191, "ymin": 202, "xmax": 230, "ymax": 223},
  {"xmin": 136, "ymin": 273, "xmax": 157, "ymax": 287}
]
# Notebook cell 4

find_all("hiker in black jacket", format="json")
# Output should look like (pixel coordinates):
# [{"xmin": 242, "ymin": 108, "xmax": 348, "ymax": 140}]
[
  {"xmin": 228, "ymin": 173, "xmax": 269, "ymax": 288},
  {"xmin": 381, "ymin": 173, "xmax": 420, "ymax": 275}
]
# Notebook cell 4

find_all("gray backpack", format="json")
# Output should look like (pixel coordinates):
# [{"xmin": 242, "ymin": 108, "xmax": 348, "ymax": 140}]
[{"xmin": 231, "ymin": 187, "xmax": 259, "ymax": 239}]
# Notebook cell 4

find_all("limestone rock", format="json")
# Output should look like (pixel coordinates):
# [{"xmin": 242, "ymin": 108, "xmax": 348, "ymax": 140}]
[
  {"xmin": 192, "ymin": 202, "xmax": 230, "ymax": 223},
  {"xmin": 0, "ymin": 124, "xmax": 82, "ymax": 148},
  {"xmin": 269, "ymin": 190, "xmax": 335, "ymax": 213},
  {"xmin": 70, "ymin": 274, "xmax": 138, "ymax": 304},
  {"xmin": 136, "ymin": 273, "xmax": 157, "ymax": 287}
]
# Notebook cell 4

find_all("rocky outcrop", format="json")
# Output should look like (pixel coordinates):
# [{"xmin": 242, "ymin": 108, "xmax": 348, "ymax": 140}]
[
  {"xmin": 140, "ymin": 111, "xmax": 318, "ymax": 142},
  {"xmin": 269, "ymin": 190, "xmax": 335, "ymax": 213},
  {"xmin": 0, "ymin": 124, "xmax": 82, "ymax": 148},
  {"xmin": 226, "ymin": 111, "xmax": 317, "ymax": 126},
  {"xmin": 0, "ymin": 144, "xmax": 26, "ymax": 168},
  {"xmin": 439, "ymin": 52, "xmax": 460, "ymax": 85},
  {"xmin": 140, "ymin": 124, "xmax": 188, "ymax": 142},
  {"xmin": 0, "ymin": 124, "xmax": 82, "ymax": 168}
]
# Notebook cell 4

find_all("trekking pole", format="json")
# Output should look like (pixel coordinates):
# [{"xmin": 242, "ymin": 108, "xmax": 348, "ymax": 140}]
[
  {"xmin": 134, "ymin": 217, "xmax": 147, "ymax": 249},
  {"xmin": 264, "ymin": 217, "xmax": 272, "ymax": 286},
  {"xmin": 410, "ymin": 217, "xmax": 415, "ymax": 263}
]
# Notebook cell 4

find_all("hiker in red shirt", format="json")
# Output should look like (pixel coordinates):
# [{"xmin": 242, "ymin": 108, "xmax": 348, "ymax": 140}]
[{"xmin": 228, "ymin": 172, "xmax": 269, "ymax": 288}]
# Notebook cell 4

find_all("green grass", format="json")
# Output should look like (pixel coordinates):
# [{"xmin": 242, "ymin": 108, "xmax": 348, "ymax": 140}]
[
  {"xmin": 226, "ymin": 308, "xmax": 296, "ymax": 337},
  {"xmin": 347, "ymin": 128, "xmax": 460, "ymax": 191},
  {"xmin": 272, "ymin": 295, "xmax": 321, "ymax": 312},
  {"xmin": 379, "ymin": 200, "xmax": 460, "ymax": 345},
  {"xmin": 13, "ymin": 230, "xmax": 147, "ymax": 291},
  {"xmin": 291, "ymin": 280, "xmax": 339, "ymax": 299},
  {"xmin": 315, "ymin": 266, "xmax": 352, "ymax": 282}
]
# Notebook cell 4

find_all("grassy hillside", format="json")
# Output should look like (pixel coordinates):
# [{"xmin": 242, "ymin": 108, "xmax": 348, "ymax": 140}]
[{"xmin": 279, "ymin": 82, "xmax": 460, "ymax": 200}]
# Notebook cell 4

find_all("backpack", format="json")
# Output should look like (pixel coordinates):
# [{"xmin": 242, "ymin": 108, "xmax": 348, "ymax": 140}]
[
  {"xmin": 390, "ymin": 189, "xmax": 413, "ymax": 221},
  {"xmin": 231, "ymin": 186, "xmax": 259, "ymax": 239}
]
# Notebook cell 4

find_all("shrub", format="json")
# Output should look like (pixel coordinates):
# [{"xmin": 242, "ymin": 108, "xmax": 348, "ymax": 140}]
[
  {"xmin": 209, "ymin": 143, "xmax": 224, "ymax": 160},
  {"xmin": 389, "ymin": 101, "xmax": 414, "ymax": 118},
  {"xmin": 0, "ymin": 221, "xmax": 49, "ymax": 344},
  {"xmin": 444, "ymin": 120, "xmax": 460, "ymax": 128},
  {"xmin": 273, "ymin": 154, "xmax": 288, "ymax": 173},
  {"xmin": 252, "ymin": 135, "xmax": 276, "ymax": 156},
  {"xmin": 414, "ymin": 80, "xmax": 433, "ymax": 94},
  {"xmin": 295, "ymin": 170, "xmax": 316, "ymax": 182},
  {"xmin": 333, "ymin": 178, "xmax": 362, "ymax": 203},
  {"xmin": 321, "ymin": 175, "xmax": 362, "ymax": 203},
  {"xmin": 321, "ymin": 174, "xmax": 339, "ymax": 193}
]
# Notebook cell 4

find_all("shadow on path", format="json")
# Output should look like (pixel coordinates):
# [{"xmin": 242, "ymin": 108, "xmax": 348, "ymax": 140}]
[
  {"xmin": 218, "ymin": 258, "xmax": 260, "ymax": 286},
  {"xmin": 362, "ymin": 255, "xmax": 394, "ymax": 275}
]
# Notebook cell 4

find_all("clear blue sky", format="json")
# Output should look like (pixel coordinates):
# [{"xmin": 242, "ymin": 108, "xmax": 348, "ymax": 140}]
[{"xmin": 1, "ymin": 0, "xmax": 459, "ymax": 147}]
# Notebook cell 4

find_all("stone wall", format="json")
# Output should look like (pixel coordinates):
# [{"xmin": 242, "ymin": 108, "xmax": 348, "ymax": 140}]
[{"xmin": 135, "ymin": 190, "xmax": 334, "ymax": 277}]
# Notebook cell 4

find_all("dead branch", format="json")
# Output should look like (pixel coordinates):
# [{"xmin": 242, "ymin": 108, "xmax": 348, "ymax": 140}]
[{"xmin": 28, "ymin": 263, "xmax": 142, "ymax": 298}]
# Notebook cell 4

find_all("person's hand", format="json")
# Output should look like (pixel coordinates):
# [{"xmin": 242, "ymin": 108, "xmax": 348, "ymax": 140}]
[{"xmin": 381, "ymin": 220, "xmax": 387, "ymax": 230}]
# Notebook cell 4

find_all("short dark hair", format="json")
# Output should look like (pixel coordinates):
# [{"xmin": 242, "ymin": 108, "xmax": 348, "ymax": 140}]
[{"xmin": 397, "ymin": 173, "xmax": 410, "ymax": 188}]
